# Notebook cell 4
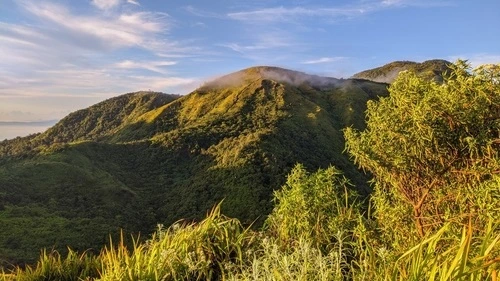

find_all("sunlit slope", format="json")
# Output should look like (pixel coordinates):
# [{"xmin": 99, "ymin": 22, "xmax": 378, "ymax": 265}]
[
  {"xmin": 352, "ymin": 59, "xmax": 452, "ymax": 83},
  {"xmin": 0, "ymin": 66, "xmax": 388, "ymax": 266}
]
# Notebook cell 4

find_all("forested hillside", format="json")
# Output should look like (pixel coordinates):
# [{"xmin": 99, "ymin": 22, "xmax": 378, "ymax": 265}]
[
  {"xmin": 2, "ymin": 61, "xmax": 498, "ymax": 281},
  {"xmin": 0, "ymin": 66, "xmax": 389, "ymax": 266},
  {"xmin": 352, "ymin": 59, "xmax": 452, "ymax": 83}
]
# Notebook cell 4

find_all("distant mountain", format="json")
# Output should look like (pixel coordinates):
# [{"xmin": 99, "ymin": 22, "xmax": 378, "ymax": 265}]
[
  {"xmin": 0, "ymin": 120, "xmax": 58, "ymax": 127},
  {"xmin": 352, "ymin": 59, "xmax": 452, "ymax": 84},
  {"xmin": 43, "ymin": 91, "xmax": 180, "ymax": 143},
  {"xmin": 0, "ymin": 66, "xmax": 389, "ymax": 266}
]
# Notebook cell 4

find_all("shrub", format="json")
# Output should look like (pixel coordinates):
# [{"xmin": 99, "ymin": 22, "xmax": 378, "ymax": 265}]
[{"xmin": 345, "ymin": 61, "xmax": 500, "ymax": 249}]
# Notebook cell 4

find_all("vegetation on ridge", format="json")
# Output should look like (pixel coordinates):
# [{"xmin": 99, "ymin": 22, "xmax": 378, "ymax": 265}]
[
  {"xmin": 352, "ymin": 59, "xmax": 452, "ymax": 84},
  {"xmin": 2, "ymin": 61, "xmax": 499, "ymax": 280},
  {"xmin": 0, "ymin": 67, "xmax": 388, "ymax": 266},
  {"xmin": 346, "ymin": 61, "xmax": 500, "ymax": 248}
]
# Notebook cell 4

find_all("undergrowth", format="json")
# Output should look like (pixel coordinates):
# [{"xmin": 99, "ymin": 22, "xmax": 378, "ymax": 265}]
[{"xmin": 2, "ymin": 167, "xmax": 499, "ymax": 281}]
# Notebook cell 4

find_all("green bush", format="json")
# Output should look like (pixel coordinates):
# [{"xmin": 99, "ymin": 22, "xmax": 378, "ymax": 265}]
[
  {"xmin": 265, "ymin": 164, "xmax": 364, "ymax": 251},
  {"xmin": 345, "ymin": 61, "xmax": 500, "ymax": 249}
]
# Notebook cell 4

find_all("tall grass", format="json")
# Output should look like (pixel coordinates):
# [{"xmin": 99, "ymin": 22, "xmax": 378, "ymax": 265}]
[
  {"xmin": 2, "ymin": 187, "xmax": 499, "ymax": 281},
  {"xmin": 98, "ymin": 202, "xmax": 255, "ymax": 280},
  {"xmin": 4, "ymin": 248, "xmax": 100, "ymax": 281},
  {"xmin": 391, "ymin": 221, "xmax": 500, "ymax": 281},
  {"xmin": 2, "ymin": 208, "xmax": 499, "ymax": 281}
]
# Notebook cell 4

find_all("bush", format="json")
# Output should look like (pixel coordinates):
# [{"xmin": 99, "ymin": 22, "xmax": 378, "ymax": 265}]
[
  {"xmin": 345, "ymin": 61, "xmax": 500, "ymax": 249},
  {"xmin": 265, "ymin": 164, "xmax": 364, "ymax": 251}
]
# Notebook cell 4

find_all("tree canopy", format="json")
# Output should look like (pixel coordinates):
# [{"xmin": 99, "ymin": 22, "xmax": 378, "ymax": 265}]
[{"xmin": 345, "ymin": 61, "xmax": 500, "ymax": 247}]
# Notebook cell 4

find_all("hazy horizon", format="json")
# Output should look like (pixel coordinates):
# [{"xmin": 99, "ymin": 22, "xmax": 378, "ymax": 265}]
[{"xmin": 0, "ymin": 121, "xmax": 57, "ymax": 140}]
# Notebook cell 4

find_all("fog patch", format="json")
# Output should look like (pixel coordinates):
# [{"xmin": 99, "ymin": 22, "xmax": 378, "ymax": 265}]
[{"xmin": 200, "ymin": 66, "xmax": 340, "ymax": 90}]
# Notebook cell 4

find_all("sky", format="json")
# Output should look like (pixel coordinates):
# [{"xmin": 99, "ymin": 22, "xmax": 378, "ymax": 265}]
[{"xmin": 0, "ymin": 0, "xmax": 499, "ymax": 138}]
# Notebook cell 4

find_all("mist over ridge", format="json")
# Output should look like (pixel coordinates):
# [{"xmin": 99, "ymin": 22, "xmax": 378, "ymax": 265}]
[{"xmin": 201, "ymin": 66, "xmax": 341, "ymax": 89}]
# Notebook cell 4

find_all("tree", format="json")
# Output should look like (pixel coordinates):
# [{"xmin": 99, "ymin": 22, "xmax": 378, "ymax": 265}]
[
  {"xmin": 265, "ymin": 164, "xmax": 362, "ymax": 250},
  {"xmin": 344, "ymin": 61, "xmax": 500, "ymax": 247}
]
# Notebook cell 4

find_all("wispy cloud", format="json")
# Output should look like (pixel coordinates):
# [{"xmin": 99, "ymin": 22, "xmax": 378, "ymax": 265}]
[
  {"xmin": 381, "ymin": 0, "xmax": 452, "ymax": 7},
  {"xmin": 301, "ymin": 57, "xmax": 346, "ymax": 64},
  {"xmin": 91, "ymin": 0, "xmax": 121, "ymax": 10},
  {"xmin": 184, "ymin": 5, "xmax": 225, "ymax": 19},
  {"xmin": 20, "ymin": 1, "xmax": 169, "ymax": 50},
  {"xmin": 0, "ymin": 66, "xmax": 196, "ymax": 99},
  {"xmin": 220, "ymin": 38, "xmax": 290, "ymax": 53},
  {"xmin": 227, "ymin": 6, "xmax": 367, "ymax": 23},
  {"xmin": 227, "ymin": 1, "xmax": 450, "ymax": 23},
  {"xmin": 381, "ymin": 0, "xmax": 406, "ymax": 6},
  {"xmin": 0, "ymin": 0, "xmax": 201, "ymax": 122},
  {"xmin": 115, "ymin": 60, "xmax": 177, "ymax": 74},
  {"xmin": 127, "ymin": 0, "xmax": 140, "ymax": 6},
  {"xmin": 218, "ymin": 30, "xmax": 294, "ymax": 63}
]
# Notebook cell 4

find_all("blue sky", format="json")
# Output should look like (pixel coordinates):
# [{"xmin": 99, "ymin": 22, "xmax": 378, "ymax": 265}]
[{"xmin": 0, "ymin": 0, "xmax": 499, "ymax": 126}]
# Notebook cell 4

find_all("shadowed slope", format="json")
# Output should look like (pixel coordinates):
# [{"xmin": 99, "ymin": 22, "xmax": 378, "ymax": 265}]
[{"xmin": 0, "ymin": 66, "xmax": 389, "ymax": 267}]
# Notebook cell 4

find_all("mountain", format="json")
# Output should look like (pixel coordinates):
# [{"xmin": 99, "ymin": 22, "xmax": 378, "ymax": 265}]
[
  {"xmin": 0, "ymin": 66, "xmax": 389, "ymax": 267},
  {"xmin": 0, "ymin": 120, "xmax": 58, "ymax": 127},
  {"xmin": 352, "ymin": 59, "xmax": 452, "ymax": 84}
]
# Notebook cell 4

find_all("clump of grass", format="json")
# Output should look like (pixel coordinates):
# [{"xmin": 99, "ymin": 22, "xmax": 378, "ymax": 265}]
[
  {"xmin": 6, "ymin": 248, "xmax": 100, "ymax": 281},
  {"xmin": 98, "ymin": 202, "xmax": 256, "ymax": 280},
  {"xmin": 391, "ymin": 220, "xmax": 500, "ymax": 281}
]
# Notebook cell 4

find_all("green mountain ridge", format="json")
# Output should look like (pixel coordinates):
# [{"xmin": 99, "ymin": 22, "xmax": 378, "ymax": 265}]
[
  {"xmin": 1, "ymin": 65, "xmax": 390, "ymax": 266},
  {"xmin": 352, "ymin": 59, "xmax": 452, "ymax": 83}
]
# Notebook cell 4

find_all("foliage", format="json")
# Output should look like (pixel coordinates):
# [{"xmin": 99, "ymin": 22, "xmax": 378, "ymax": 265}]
[
  {"xmin": 42, "ymin": 92, "xmax": 180, "ymax": 143},
  {"xmin": 98, "ymin": 203, "xmax": 255, "ymax": 281},
  {"xmin": 6, "ymin": 249, "xmax": 100, "ymax": 281},
  {"xmin": 2, "ymin": 62, "xmax": 499, "ymax": 280},
  {"xmin": 265, "ymin": 164, "xmax": 363, "ymax": 251},
  {"xmin": 4, "ymin": 166, "xmax": 499, "ymax": 280},
  {"xmin": 345, "ymin": 61, "xmax": 500, "ymax": 248},
  {"xmin": 226, "ymin": 237, "xmax": 347, "ymax": 281},
  {"xmin": 352, "ymin": 59, "xmax": 452, "ymax": 83},
  {"xmin": 391, "ymin": 220, "xmax": 500, "ymax": 280},
  {"xmin": 0, "ymin": 68, "xmax": 386, "ymax": 266}
]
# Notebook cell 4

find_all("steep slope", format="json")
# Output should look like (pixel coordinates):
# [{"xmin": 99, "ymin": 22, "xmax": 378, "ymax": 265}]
[
  {"xmin": 0, "ymin": 92, "xmax": 180, "ymax": 161},
  {"xmin": 352, "ymin": 59, "xmax": 452, "ymax": 83},
  {"xmin": 43, "ymin": 91, "xmax": 180, "ymax": 143},
  {"xmin": 0, "ymin": 67, "xmax": 388, "ymax": 267}
]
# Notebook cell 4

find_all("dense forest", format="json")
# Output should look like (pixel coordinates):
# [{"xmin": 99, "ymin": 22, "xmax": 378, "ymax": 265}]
[
  {"xmin": 1, "ymin": 61, "xmax": 499, "ymax": 280},
  {"xmin": 0, "ymin": 66, "xmax": 388, "ymax": 267}
]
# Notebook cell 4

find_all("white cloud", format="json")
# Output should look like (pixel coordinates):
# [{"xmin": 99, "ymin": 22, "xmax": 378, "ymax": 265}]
[
  {"xmin": 91, "ymin": 0, "xmax": 121, "ymax": 10},
  {"xmin": 302, "ymin": 57, "xmax": 346, "ymax": 64},
  {"xmin": 218, "ymin": 30, "xmax": 294, "ymax": 62},
  {"xmin": 221, "ymin": 40, "xmax": 289, "ymax": 53},
  {"xmin": 185, "ymin": 5, "xmax": 225, "ymax": 19},
  {"xmin": 0, "ymin": 66, "xmax": 197, "ymax": 100},
  {"xmin": 220, "ymin": 30, "xmax": 291, "ymax": 52},
  {"xmin": 127, "ymin": 0, "xmax": 140, "ymax": 6},
  {"xmin": 127, "ymin": 75, "xmax": 196, "ymax": 90},
  {"xmin": 380, "ymin": 0, "xmax": 453, "ymax": 8},
  {"xmin": 115, "ymin": 60, "xmax": 177, "ymax": 74},
  {"xmin": 381, "ymin": 0, "xmax": 405, "ymax": 6},
  {"xmin": 227, "ymin": 1, "xmax": 451, "ymax": 23},
  {"xmin": 0, "ymin": 1, "xmax": 198, "ymax": 123},
  {"xmin": 228, "ymin": 6, "xmax": 366, "ymax": 23},
  {"xmin": 20, "ymin": 1, "xmax": 169, "ymax": 50}
]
